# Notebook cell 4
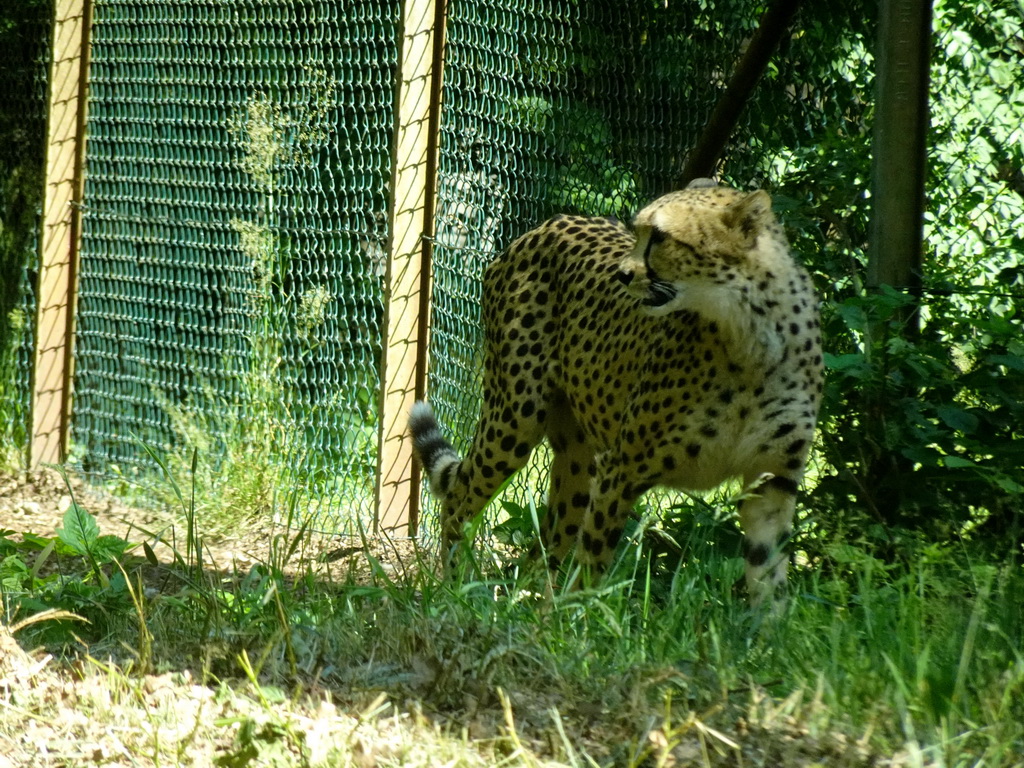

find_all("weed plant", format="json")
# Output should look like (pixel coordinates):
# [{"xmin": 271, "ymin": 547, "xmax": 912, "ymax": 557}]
[{"xmin": 140, "ymin": 86, "xmax": 380, "ymax": 534}]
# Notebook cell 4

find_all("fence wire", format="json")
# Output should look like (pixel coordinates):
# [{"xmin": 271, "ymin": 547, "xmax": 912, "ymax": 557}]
[
  {"xmin": 74, "ymin": 0, "xmax": 398, "ymax": 524},
  {"xmin": 0, "ymin": 0, "xmax": 51, "ymax": 467},
  {"xmin": 4, "ymin": 0, "xmax": 1016, "ymax": 537},
  {"xmin": 927, "ymin": 2, "xmax": 1024, "ymax": 300}
]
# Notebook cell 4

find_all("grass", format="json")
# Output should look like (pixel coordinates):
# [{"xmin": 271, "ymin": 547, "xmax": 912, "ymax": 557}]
[
  {"xmin": 0, "ymin": 306, "xmax": 28, "ymax": 473},
  {"xmin": 2, "ymin": 463, "xmax": 1023, "ymax": 766}
]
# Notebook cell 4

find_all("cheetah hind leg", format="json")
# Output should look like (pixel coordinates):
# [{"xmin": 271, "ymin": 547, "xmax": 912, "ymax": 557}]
[
  {"xmin": 409, "ymin": 400, "xmax": 544, "ymax": 566},
  {"xmin": 572, "ymin": 453, "xmax": 650, "ymax": 586},
  {"xmin": 539, "ymin": 394, "xmax": 596, "ymax": 572}
]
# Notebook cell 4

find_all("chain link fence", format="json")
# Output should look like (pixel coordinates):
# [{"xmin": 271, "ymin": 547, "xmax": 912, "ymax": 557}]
[
  {"xmin": 4, "ymin": 0, "xmax": 1020, "ymax": 535},
  {"xmin": 0, "ymin": 0, "xmax": 51, "ymax": 468},
  {"xmin": 73, "ymin": 0, "xmax": 398, "ymax": 524},
  {"xmin": 928, "ymin": 3, "xmax": 1024, "ymax": 294}
]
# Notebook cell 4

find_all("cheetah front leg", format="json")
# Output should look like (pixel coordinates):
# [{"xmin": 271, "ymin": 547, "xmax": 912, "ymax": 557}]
[{"xmin": 738, "ymin": 473, "xmax": 799, "ymax": 607}]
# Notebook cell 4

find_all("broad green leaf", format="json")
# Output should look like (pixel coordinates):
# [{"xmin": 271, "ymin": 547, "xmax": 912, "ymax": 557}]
[
  {"xmin": 994, "ymin": 475, "xmax": 1024, "ymax": 494},
  {"xmin": 988, "ymin": 354, "xmax": 1024, "ymax": 373},
  {"xmin": 824, "ymin": 352, "xmax": 868, "ymax": 376},
  {"xmin": 941, "ymin": 456, "xmax": 976, "ymax": 469},
  {"xmin": 936, "ymin": 405, "xmax": 979, "ymax": 434},
  {"xmin": 57, "ymin": 504, "xmax": 101, "ymax": 556},
  {"xmin": 94, "ymin": 535, "xmax": 130, "ymax": 564}
]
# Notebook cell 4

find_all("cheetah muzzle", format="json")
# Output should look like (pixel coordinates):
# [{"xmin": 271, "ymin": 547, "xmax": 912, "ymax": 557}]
[{"xmin": 409, "ymin": 179, "xmax": 823, "ymax": 606}]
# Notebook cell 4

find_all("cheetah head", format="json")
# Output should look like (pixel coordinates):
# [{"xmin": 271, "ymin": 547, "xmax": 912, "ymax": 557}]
[{"xmin": 616, "ymin": 182, "xmax": 776, "ymax": 317}]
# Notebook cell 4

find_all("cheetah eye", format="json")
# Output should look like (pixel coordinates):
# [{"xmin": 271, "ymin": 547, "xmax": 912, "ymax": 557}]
[
  {"xmin": 642, "ymin": 227, "xmax": 668, "ymax": 262},
  {"xmin": 643, "ymin": 253, "xmax": 663, "ymax": 282}
]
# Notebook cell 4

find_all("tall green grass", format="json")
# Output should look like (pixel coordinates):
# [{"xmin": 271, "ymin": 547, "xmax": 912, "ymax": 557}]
[{"xmin": 10, "ymin": 458, "xmax": 1022, "ymax": 765}]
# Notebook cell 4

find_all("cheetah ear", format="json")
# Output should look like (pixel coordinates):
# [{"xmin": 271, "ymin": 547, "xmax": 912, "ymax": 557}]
[
  {"xmin": 686, "ymin": 177, "xmax": 718, "ymax": 189},
  {"xmin": 721, "ymin": 190, "xmax": 773, "ymax": 246}
]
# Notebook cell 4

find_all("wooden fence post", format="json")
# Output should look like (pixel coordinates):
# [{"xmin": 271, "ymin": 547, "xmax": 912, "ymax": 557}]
[
  {"xmin": 375, "ymin": 0, "xmax": 446, "ymax": 535},
  {"xmin": 32, "ymin": 0, "xmax": 92, "ymax": 467}
]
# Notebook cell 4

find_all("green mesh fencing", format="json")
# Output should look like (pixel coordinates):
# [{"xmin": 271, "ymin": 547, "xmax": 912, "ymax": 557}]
[
  {"xmin": 0, "ymin": 0, "xmax": 51, "ymax": 467},
  {"xmin": 74, "ymin": 0, "xmax": 398, "ymax": 525},
  {"xmin": 59, "ymin": 0, "xmax": 1023, "ymax": 536}
]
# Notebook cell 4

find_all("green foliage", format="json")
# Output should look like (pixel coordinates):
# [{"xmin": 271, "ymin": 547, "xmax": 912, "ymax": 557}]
[
  {"xmin": 767, "ymin": 0, "xmax": 1024, "ymax": 549},
  {"xmin": 0, "ymin": 0, "xmax": 49, "ymax": 470},
  {"xmin": 56, "ymin": 501, "xmax": 131, "ymax": 566},
  {"xmin": 812, "ymin": 287, "xmax": 1024, "ymax": 546},
  {"xmin": 1, "ymin": 503, "xmax": 132, "ymax": 646}
]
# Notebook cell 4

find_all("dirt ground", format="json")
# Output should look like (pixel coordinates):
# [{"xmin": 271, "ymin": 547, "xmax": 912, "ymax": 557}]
[
  {"xmin": 1, "ymin": 468, "xmax": 161, "ymax": 546},
  {"xmin": 0, "ymin": 466, "xmax": 420, "ymax": 584}
]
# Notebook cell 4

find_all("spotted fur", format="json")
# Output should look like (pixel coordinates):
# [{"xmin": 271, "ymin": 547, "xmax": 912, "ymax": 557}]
[{"xmin": 410, "ymin": 180, "xmax": 823, "ymax": 604}]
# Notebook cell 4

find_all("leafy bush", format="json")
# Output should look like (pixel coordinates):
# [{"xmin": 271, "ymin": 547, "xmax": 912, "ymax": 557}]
[{"xmin": 813, "ymin": 288, "xmax": 1024, "ymax": 551}]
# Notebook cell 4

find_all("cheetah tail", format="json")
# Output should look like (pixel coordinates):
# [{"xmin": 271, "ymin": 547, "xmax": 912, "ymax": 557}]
[{"xmin": 408, "ymin": 401, "xmax": 461, "ymax": 497}]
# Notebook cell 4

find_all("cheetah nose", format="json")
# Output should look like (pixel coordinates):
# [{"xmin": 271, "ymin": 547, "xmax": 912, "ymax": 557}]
[{"xmin": 615, "ymin": 269, "xmax": 634, "ymax": 286}]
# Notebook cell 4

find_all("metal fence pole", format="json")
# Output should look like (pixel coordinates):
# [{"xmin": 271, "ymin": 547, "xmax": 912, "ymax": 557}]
[
  {"xmin": 375, "ymin": 0, "xmax": 446, "ymax": 535},
  {"xmin": 32, "ymin": 0, "xmax": 92, "ymax": 467},
  {"xmin": 868, "ymin": 0, "xmax": 932, "ymax": 321}
]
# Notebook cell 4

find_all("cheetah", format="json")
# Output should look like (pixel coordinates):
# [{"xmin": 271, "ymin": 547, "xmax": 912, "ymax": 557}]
[{"xmin": 410, "ymin": 179, "xmax": 823, "ymax": 604}]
